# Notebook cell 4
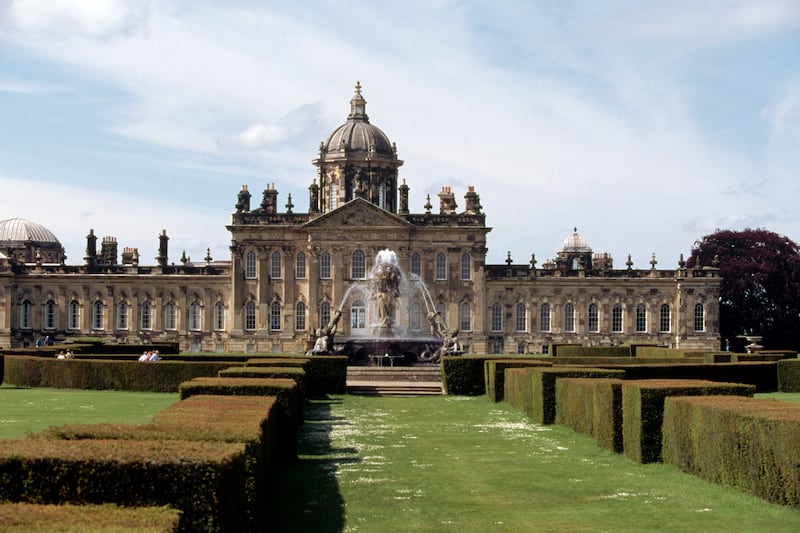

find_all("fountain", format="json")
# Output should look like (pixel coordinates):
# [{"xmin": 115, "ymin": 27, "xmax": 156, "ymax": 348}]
[{"xmin": 307, "ymin": 249, "xmax": 461, "ymax": 365}]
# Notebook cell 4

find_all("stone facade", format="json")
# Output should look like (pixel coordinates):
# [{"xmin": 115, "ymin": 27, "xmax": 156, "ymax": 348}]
[{"xmin": 0, "ymin": 83, "xmax": 721, "ymax": 353}]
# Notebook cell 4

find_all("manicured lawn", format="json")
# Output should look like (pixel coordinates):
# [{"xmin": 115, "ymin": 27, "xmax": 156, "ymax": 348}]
[
  {"xmin": 270, "ymin": 394, "xmax": 800, "ymax": 532},
  {"xmin": 0, "ymin": 384, "xmax": 179, "ymax": 439}
]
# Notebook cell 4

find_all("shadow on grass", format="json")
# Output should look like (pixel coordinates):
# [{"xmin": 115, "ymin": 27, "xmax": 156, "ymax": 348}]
[{"xmin": 267, "ymin": 395, "xmax": 357, "ymax": 532}]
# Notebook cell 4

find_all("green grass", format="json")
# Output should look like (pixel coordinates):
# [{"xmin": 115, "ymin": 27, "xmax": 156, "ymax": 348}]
[
  {"xmin": 270, "ymin": 394, "xmax": 800, "ymax": 533},
  {"xmin": 0, "ymin": 384, "xmax": 179, "ymax": 439}
]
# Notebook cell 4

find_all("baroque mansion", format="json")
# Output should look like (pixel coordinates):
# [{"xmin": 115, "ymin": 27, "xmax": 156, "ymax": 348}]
[{"xmin": 0, "ymin": 83, "xmax": 721, "ymax": 354}]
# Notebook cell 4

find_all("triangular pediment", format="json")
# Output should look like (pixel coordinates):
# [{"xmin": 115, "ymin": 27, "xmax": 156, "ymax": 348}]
[{"xmin": 303, "ymin": 197, "xmax": 413, "ymax": 230}]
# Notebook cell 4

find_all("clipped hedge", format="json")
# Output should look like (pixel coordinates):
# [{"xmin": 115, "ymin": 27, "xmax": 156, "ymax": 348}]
[
  {"xmin": 551, "ymin": 345, "xmax": 632, "ymax": 357},
  {"xmin": 485, "ymin": 358, "xmax": 552, "ymax": 402},
  {"xmin": 441, "ymin": 356, "xmax": 488, "ymax": 395},
  {"xmin": 592, "ymin": 378, "xmax": 625, "ymax": 453},
  {"xmin": 0, "ymin": 438, "xmax": 253, "ymax": 532},
  {"xmin": 777, "ymin": 358, "xmax": 800, "ymax": 392},
  {"xmin": 504, "ymin": 367, "xmax": 534, "ymax": 415},
  {"xmin": 246, "ymin": 356, "xmax": 347, "ymax": 395},
  {"xmin": 554, "ymin": 378, "xmax": 598, "ymax": 436},
  {"xmin": 621, "ymin": 379, "xmax": 755, "ymax": 464},
  {"xmin": 599, "ymin": 362, "xmax": 778, "ymax": 392},
  {"xmin": 0, "ymin": 503, "xmax": 180, "ymax": 532},
  {"xmin": 220, "ymin": 366, "xmax": 306, "ymax": 397},
  {"xmin": 663, "ymin": 395, "xmax": 800, "ymax": 506},
  {"xmin": 2, "ymin": 355, "xmax": 244, "ymax": 392},
  {"xmin": 179, "ymin": 377, "xmax": 300, "ymax": 459},
  {"xmin": 529, "ymin": 367, "xmax": 626, "ymax": 424}
]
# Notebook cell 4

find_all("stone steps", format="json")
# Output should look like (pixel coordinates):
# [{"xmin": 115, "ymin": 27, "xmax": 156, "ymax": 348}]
[{"xmin": 346, "ymin": 366, "xmax": 442, "ymax": 396}]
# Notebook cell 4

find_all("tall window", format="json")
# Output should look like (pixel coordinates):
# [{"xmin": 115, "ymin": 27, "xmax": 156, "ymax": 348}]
[
  {"xmin": 296, "ymin": 252, "xmax": 306, "ymax": 279},
  {"xmin": 270, "ymin": 301, "xmax": 282, "ymax": 331},
  {"xmin": 515, "ymin": 302, "xmax": 527, "ymax": 332},
  {"xmin": 164, "ymin": 302, "xmax": 177, "ymax": 331},
  {"xmin": 660, "ymin": 304, "xmax": 671, "ymax": 333},
  {"xmin": 92, "ymin": 301, "xmax": 104, "ymax": 330},
  {"xmin": 435, "ymin": 253, "xmax": 447, "ymax": 280},
  {"xmin": 44, "ymin": 300, "xmax": 56, "ymax": 330},
  {"xmin": 271, "ymin": 251, "xmax": 282, "ymax": 279},
  {"xmin": 188, "ymin": 301, "xmax": 201, "ymax": 331},
  {"xmin": 636, "ymin": 303, "xmax": 647, "ymax": 333},
  {"xmin": 378, "ymin": 182, "xmax": 387, "ymax": 210},
  {"xmin": 460, "ymin": 253, "xmax": 472, "ymax": 281},
  {"xmin": 350, "ymin": 300, "xmax": 366, "ymax": 330},
  {"xmin": 459, "ymin": 302, "xmax": 472, "ymax": 332},
  {"xmin": 612, "ymin": 304, "xmax": 623, "ymax": 333},
  {"xmin": 20, "ymin": 300, "xmax": 32, "ymax": 329},
  {"xmin": 213, "ymin": 301, "xmax": 225, "ymax": 331},
  {"xmin": 490, "ymin": 303, "xmax": 503, "ymax": 332},
  {"xmin": 351, "ymin": 250, "xmax": 366, "ymax": 279},
  {"xmin": 320, "ymin": 301, "xmax": 331, "ymax": 328},
  {"xmin": 540, "ymin": 303, "xmax": 551, "ymax": 332},
  {"xmin": 329, "ymin": 183, "xmax": 338, "ymax": 210},
  {"xmin": 68, "ymin": 300, "xmax": 80, "ymax": 330},
  {"xmin": 409, "ymin": 302, "xmax": 422, "ymax": 332},
  {"xmin": 564, "ymin": 303, "xmax": 575, "ymax": 332},
  {"xmin": 245, "ymin": 251, "xmax": 257, "ymax": 279},
  {"xmin": 116, "ymin": 301, "xmax": 129, "ymax": 330},
  {"xmin": 295, "ymin": 302, "xmax": 306, "ymax": 331},
  {"xmin": 140, "ymin": 302, "xmax": 153, "ymax": 330},
  {"xmin": 410, "ymin": 253, "xmax": 421, "ymax": 276},
  {"xmin": 694, "ymin": 303, "xmax": 705, "ymax": 332},
  {"xmin": 320, "ymin": 252, "xmax": 331, "ymax": 279},
  {"xmin": 588, "ymin": 303, "xmax": 599, "ymax": 333},
  {"xmin": 244, "ymin": 301, "xmax": 256, "ymax": 331}
]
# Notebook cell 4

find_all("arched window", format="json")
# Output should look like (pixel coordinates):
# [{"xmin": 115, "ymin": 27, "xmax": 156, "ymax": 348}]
[
  {"xmin": 694, "ymin": 303, "xmax": 705, "ymax": 332},
  {"xmin": 188, "ymin": 301, "xmax": 202, "ymax": 331},
  {"xmin": 378, "ymin": 182, "xmax": 387, "ymax": 210},
  {"xmin": 213, "ymin": 301, "xmax": 225, "ymax": 331},
  {"xmin": 320, "ymin": 301, "xmax": 331, "ymax": 328},
  {"xmin": 660, "ymin": 304, "xmax": 671, "ymax": 333},
  {"xmin": 116, "ymin": 301, "xmax": 129, "ymax": 330},
  {"xmin": 515, "ymin": 302, "xmax": 527, "ymax": 332},
  {"xmin": 459, "ymin": 302, "xmax": 472, "ymax": 332},
  {"xmin": 612, "ymin": 304, "xmax": 623, "ymax": 333},
  {"xmin": 410, "ymin": 252, "xmax": 421, "ymax": 276},
  {"xmin": 564, "ymin": 303, "xmax": 575, "ymax": 332},
  {"xmin": 351, "ymin": 250, "xmax": 366, "ymax": 279},
  {"xmin": 244, "ymin": 301, "xmax": 257, "ymax": 331},
  {"xmin": 588, "ymin": 303, "xmax": 599, "ymax": 333},
  {"xmin": 320, "ymin": 251, "xmax": 331, "ymax": 280},
  {"xmin": 540, "ymin": 303, "xmax": 551, "ymax": 332},
  {"xmin": 270, "ymin": 301, "xmax": 282, "ymax": 331},
  {"xmin": 296, "ymin": 252, "xmax": 306, "ymax": 279},
  {"xmin": 435, "ymin": 253, "xmax": 447, "ymax": 280},
  {"xmin": 68, "ymin": 300, "xmax": 80, "ymax": 330},
  {"xmin": 140, "ymin": 302, "xmax": 153, "ymax": 330},
  {"xmin": 164, "ymin": 301, "xmax": 177, "ymax": 331},
  {"xmin": 245, "ymin": 251, "xmax": 257, "ymax": 279},
  {"xmin": 636, "ymin": 303, "xmax": 647, "ymax": 333},
  {"xmin": 20, "ymin": 300, "xmax": 32, "ymax": 329},
  {"xmin": 409, "ymin": 302, "xmax": 422, "ymax": 332},
  {"xmin": 490, "ymin": 302, "xmax": 503, "ymax": 332},
  {"xmin": 271, "ymin": 251, "xmax": 282, "ymax": 279},
  {"xmin": 350, "ymin": 300, "xmax": 366, "ymax": 331},
  {"xmin": 460, "ymin": 253, "xmax": 472, "ymax": 281},
  {"xmin": 43, "ymin": 300, "xmax": 56, "ymax": 330},
  {"xmin": 92, "ymin": 301, "xmax": 104, "ymax": 331},
  {"xmin": 295, "ymin": 302, "xmax": 306, "ymax": 331}
]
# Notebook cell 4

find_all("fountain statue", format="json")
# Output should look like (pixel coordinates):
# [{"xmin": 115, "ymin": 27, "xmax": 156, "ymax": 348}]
[{"xmin": 307, "ymin": 249, "xmax": 458, "ymax": 365}]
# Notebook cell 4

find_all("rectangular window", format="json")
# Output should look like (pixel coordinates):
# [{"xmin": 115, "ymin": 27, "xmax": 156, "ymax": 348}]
[
  {"xmin": 694, "ymin": 304, "xmax": 705, "ymax": 332},
  {"xmin": 164, "ymin": 303, "xmax": 177, "ymax": 331},
  {"xmin": 588, "ymin": 304, "xmax": 599, "ymax": 333},
  {"xmin": 214, "ymin": 302, "xmax": 225, "ymax": 331},
  {"xmin": 116, "ymin": 302, "xmax": 129, "ymax": 330},
  {"xmin": 140, "ymin": 303, "xmax": 152, "ymax": 330},
  {"xmin": 245, "ymin": 251, "xmax": 257, "ymax": 279},
  {"xmin": 460, "ymin": 253, "xmax": 472, "ymax": 281},
  {"xmin": 435, "ymin": 253, "xmax": 447, "ymax": 281},
  {"xmin": 540, "ymin": 303, "xmax": 551, "ymax": 332},
  {"xmin": 564, "ymin": 303, "xmax": 575, "ymax": 332},
  {"xmin": 636, "ymin": 304, "xmax": 647, "ymax": 333},
  {"xmin": 660, "ymin": 304, "xmax": 671, "ymax": 333},
  {"xmin": 459, "ymin": 303, "xmax": 471, "ymax": 332},
  {"xmin": 92, "ymin": 302, "xmax": 104, "ymax": 330},
  {"xmin": 68, "ymin": 301, "xmax": 80, "ymax": 330},
  {"xmin": 612, "ymin": 305, "xmax": 623, "ymax": 333},
  {"xmin": 320, "ymin": 252, "xmax": 332, "ymax": 280},
  {"xmin": 490, "ymin": 303, "xmax": 502, "ymax": 332},
  {"xmin": 296, "ymin": 252, "xmax": 306, "ymax": 279},
  {"xmin": 271, "ymin": 252, "xmax": 282, "ymax": 279},
  {"xmin": 515, "ymin": 303, "xmax": 527, "ymax": 332}
]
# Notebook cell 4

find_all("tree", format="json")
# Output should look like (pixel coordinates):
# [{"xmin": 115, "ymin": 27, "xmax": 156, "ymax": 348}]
[{"xmin": 688, "ymin": 228, "xmax": 800, "ymax": 350}]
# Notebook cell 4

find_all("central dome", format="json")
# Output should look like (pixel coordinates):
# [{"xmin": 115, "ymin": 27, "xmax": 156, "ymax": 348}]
[
  {"xmin": 0, "ymin": 218, "xmax": 61, "ymax": 248},
  {"xmin": 323, "ymin": 81, "xmax": 395, "ymax": 160},
  {"xmin": 561, "ymin": 227, "xmax": 592, "ymax": 253}
]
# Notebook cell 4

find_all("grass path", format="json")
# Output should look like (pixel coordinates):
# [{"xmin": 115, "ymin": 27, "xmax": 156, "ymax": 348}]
[{"xmin": 270, "ymin": 394, "xmax": 800, "ymax": 532}]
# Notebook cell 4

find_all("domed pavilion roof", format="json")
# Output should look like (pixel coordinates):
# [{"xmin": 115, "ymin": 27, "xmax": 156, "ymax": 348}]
[
  {"xmin": 322, "ymin": 82, "xmax": 396, "ymax": 161},
  {"xmin": 560, "ymin": 227, "xmax": 592, "ymax": 254},
  {"xmin": 0, "ymin": 218, "xmax": 61, "ymax": 248}
]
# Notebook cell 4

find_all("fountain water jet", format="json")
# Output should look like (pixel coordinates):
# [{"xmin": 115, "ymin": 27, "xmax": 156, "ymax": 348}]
[{"xmin": 308, "ymin": 249, "xmax": 461, "ymax": 364}]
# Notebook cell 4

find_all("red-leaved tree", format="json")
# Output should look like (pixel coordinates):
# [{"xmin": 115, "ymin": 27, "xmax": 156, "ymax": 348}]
[{"xmin": 688, "ymin": 228, "xmax": 800, "ymax": 350}]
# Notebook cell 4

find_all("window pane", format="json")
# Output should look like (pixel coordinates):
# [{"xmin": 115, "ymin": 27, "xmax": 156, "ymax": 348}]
[
  {"xmin": 270, "ymin": 302, "xmax": 281, "ymax": 331},
  {"xmin": 245, "ymin": 301, "xmax": 256, "ymax": 331},
  {"xmin": 117, "ymin": 302, "xmax": 129, "ymax": 330},
  {"xmin": 296, "ymin": 252, "xmax": 306, "ymax": 279},
  {"xmin": 459, "ymin": 303, "xmax": 471, "ymax": 332},
  {"xmin": 460, "ymin": 253, "xmax": 471, "ymax": 281},
  {"xmin": 491, "ymin": 303, "xmax": 502, "ymax": 332},
  {"xmin": 636, "ymin": 304, "xmax": 647, "ymax": 333},
  {"xmin": 245, "ymin": 251, "xmax": 257, "ymax": 279},
  {"xmin": 271, "ymin": 251, "xmax": 282, "ymax": 279},
  {"xmin": 92, "ymin": 301, "xmax": 104, "ymax": 330},
  {"xmin": 214, "ymin": 302, "xmax": 225, "ymax": 331},
  {"xmin": 540, "ymin": 303, "xmax": 550, "ymax": 332},
  {"xmin": 515, "ymin": 303, "xmax": 526, "ymax": 332},
  {"xmin": 612, "ymin": 304, "xmax": 623, "ymax": 333},
  {"xmin": 410, "ymin": 253, "xmax": 421, "ymax": 276},
  {"xmin": 320, "ymin": 302, "xmax": 331, "ymax": 328},
  {"xmin": 68, "ymin": 301, "xmax": 80, "ymax": 330},
  {"xmin": 660, "ymin": 304, "xmax": 670, "ymax": 333},
  {"xmin": 588, "ymin": 303, "xmax": 599, "ymax": 333},
  {"xmin": 694, "ymin": 303, "xmax": 705, "ymax": 332},
  {"xmin": 141, "ymin": 302, "xmax": 152, "ymax": 330},
  {"xmin": 164, "ymin": 302, "xmax": 177, "ymax": 331},
  {"xmin": 295, "ymin": 302, "xmax": 306, "ymax": 331},
  {"xmin": 435, "ymin": 253, "xmax": 447, "ymax": 280},
  {"xmin": 352, "ymin": 250, "xmax": 366, "ymax": 279}
]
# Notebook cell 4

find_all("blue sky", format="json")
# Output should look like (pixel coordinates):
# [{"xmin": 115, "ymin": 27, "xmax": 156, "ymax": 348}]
[{"xmin": 1, "ymin": 0, "xmax": 798, "ymax": 266}]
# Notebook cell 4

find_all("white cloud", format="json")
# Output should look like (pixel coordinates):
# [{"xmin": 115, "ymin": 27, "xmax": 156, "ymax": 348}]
[{"xmin": 1, "ymin": 0, "xmax": 150, "ymax": 39}]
